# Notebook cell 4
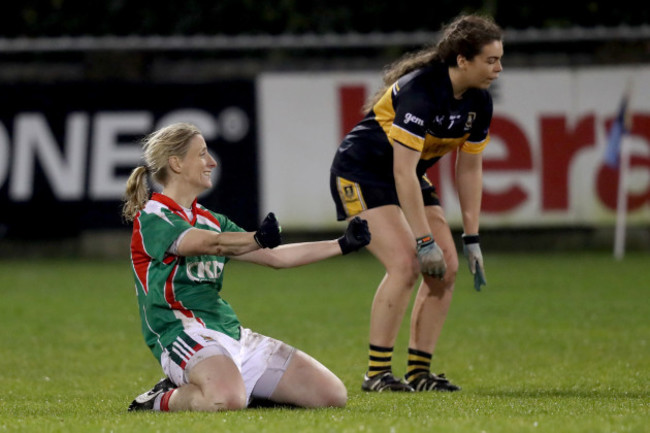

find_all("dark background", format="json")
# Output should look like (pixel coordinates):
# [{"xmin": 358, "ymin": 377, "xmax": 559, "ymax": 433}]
[
  {"xmin": 0, "ymin": 1, "xmax": 648, "ymax": 253},
  {"xmin": 0, "ymin": 81, "xmax": 258, "ymax": 239},
  {"xmin": 3, "ymin": 1, "xmax": 648, "ymax": 36}
]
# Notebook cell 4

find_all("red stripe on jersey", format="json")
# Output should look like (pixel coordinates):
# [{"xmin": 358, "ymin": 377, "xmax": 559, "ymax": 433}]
[
  {"xmin": 164, "ymin": 264, "xmax": 206, "ymax": 327},
  {"xmin": 151, "ymin": 192, "xmax": 198, "ymax": 225},
  {"xmin": 195, "ymin": 206, "xmax": 222, "ymax": 229},
  {"xmin": 131, "ymin": 213, "xmax": 151, "ymax": 294}
]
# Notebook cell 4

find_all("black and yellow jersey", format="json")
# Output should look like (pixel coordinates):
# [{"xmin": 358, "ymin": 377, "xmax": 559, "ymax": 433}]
[{"xmin": 331, "ymin": 62, "xmax": 492, "ymax": 186}]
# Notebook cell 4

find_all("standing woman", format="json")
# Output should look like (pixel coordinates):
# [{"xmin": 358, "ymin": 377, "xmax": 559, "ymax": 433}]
[
  {"xmin": 330, "ymin": 14, "xmax": 503, "ymax": 392},
  {"xmin": 124, "ymin": 122, "xmax": 370, "ymax": 411}
]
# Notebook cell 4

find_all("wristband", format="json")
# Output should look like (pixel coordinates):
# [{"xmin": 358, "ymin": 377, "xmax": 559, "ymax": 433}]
[
  {"xmin": 416, "ymin": 234, "xmax": 434, "ymax": 246},
  {"xmin": 462, "ymin": 233, "xmax": 480, "ymax": 245}
]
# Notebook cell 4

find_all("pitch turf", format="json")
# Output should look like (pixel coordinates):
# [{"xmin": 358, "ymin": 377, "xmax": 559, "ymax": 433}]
[{"xmin": 1, "ymin": 251, "xmax": 647, "ymax": 432}]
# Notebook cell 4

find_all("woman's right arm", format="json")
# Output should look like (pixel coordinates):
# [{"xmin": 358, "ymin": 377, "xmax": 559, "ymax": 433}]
[
  {"xmin": 393, "ymin": 140, "xmax": 446, "ymax": 278},
  {"xmin": 393, "ymin": 140, "xmax": 430, "ymax": 238},
  {"xmin": 176, "ymin": 229, "xmax": 260, "ymax": 257}
]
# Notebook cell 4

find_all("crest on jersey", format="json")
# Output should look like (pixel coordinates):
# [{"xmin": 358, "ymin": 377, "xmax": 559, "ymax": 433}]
[{"xmin": 465, "ymin": 112, "xmax": 477, "ymax": 130}]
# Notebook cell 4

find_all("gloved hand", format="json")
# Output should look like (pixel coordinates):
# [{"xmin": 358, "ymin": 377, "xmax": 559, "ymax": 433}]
[
  {"xmin": 254, "ymin": 212, "xmax": 282, "ymax": 248},
  {"xmin": 462, "ymin": 233, "xmax": 487, "ymax": 291},
  {"xmin": 416, "ymin": 234, "xmax": 446, "ymax": 279},
  {"xmin": 338, "ymin": 217, "xmax": 371, "ymax": 254}
]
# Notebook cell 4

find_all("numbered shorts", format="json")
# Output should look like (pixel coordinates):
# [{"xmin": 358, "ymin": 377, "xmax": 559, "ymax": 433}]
[
  {"xmin": 160, "ymin": 327, "xmax": 295, "ymax": 404},
  {"xmin": 330, "ymin": 173, "xmax": 440, "ymax": 221}
]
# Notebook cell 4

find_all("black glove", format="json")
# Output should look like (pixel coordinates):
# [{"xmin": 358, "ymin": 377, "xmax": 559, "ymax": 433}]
[
  {"xmin": 254, "ymin": 212, "xmax": 282, "ymax": 248},
  {"xmin": 338, "ymin": 217, "xmax": 371, "ymax": 255}
]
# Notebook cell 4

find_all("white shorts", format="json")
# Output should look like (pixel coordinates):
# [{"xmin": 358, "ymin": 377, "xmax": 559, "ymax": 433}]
[{"xmin": 160, "ymin": 327, "xmax": 295, "ymax": 404}]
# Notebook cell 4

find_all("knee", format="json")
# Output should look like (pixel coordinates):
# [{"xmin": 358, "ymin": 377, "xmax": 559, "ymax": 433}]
[
  {"xmin": 220, "ymin": 393, "xmax": 247, "ymax": 411},
  {"xmin": 446, "ymin": 252, "xmax": 459, "ymax": 281},
  {"xmin": 195, "ymin": 389, "xmax": 247, "ymax": 412},
  {"xmin": 423, "ymin": 262, "xmax": 458, "ymax": 295},
  {"xmin": 318, "ymin": 379, "xmax": 347, "ymax": 408},
  {"xmin": 444, "ymin": 257, "xmax": 459, "ymax": 283},
  {"xmin": 328, "ymin": 380, "xmax": 348, "ymax": 408},
  {"xmin": 387, "ymin": 255, "xmax": 421, "ymax": 287}
]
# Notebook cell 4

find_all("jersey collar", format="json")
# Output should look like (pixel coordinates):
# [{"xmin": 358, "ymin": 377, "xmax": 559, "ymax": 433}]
[{"xmin": 151, "ymin": 192, "xmax": 198, "ymax": 225}]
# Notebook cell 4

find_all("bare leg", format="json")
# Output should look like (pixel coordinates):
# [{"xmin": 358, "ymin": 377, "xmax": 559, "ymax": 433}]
[
  {"xmin": 360, "ymin": 205, "xmax": 421, "ymax": 348},
  {"xmin": 269, "ymin": 350, "xmax": 347, "ymax": 408},
  {"xmin": 409, "ymin": 205, "xmax": 458, "ymax": 354},
  {"xmin": 167, "ymin": 355, "xmax": 247, "ymax": 412},
  {"xmin": 271, "ymin": 350, "xmax": 348, "ymax": 408}
]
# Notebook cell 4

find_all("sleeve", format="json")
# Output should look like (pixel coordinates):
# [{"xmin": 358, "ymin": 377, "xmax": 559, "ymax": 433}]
[
  {"xmin": 460, "ymin": 91, "xmax": 493, "ymax": 154},
  {"xmin": 138, "ymin": 210, "xmax": 194, "ymax": 261},
  {"xmin": 387, "ymin": 82, "xmax": 433, "ymax": 152},
  {"xmin": 215, "ymin": 213, "xmax": 246, "ymax": 234}
]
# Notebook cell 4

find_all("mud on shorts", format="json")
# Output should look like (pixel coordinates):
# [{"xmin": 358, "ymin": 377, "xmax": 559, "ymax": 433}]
[
  {"xmin": 160, "ymin": 327, "xmax": 295, "ymax": 405},
  {"xmin": 330, "ymin": 173, "xmax": 441, "ymax": 221}
]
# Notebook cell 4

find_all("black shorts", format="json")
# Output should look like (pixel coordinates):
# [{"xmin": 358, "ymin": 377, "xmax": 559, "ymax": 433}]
[{"xmin": 330, "ymin": 173, "xmax": 440, "ymax": 221}]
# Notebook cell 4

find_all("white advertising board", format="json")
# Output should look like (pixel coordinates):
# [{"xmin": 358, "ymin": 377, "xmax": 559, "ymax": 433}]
[{"xmin": 258, "ymin": 66, "xmax": 650, "ymax": 229}]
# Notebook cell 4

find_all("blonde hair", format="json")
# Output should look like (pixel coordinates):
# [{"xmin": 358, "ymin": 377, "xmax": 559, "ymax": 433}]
[
  {"xmin": 363, "ymin": 14, "xmax": 503, "ymax": 112},
  {"xmin": 122, "ymin": 122, "xmax": 202, "ymax": 222}
]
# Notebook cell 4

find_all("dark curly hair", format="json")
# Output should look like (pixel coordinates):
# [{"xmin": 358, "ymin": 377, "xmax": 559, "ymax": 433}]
[{"xmin": 363, "ymin": 14, "xmax": 503, "ymax": 112}]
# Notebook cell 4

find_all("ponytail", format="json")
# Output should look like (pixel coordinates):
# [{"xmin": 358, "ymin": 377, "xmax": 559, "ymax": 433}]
[{"xmin": 122, "ymin": 166, "xmax": 150, "ymax": 222}]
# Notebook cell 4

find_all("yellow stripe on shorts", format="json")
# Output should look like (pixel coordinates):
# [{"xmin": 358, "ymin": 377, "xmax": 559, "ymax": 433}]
[{"xmin": 336, "ymin": 177, "xmax": 367, "ymax": 217}]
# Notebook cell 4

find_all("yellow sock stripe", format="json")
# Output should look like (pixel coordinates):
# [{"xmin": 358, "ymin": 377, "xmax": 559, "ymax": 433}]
[
  {"xmin": 406, "ymin": 364, "xmax": 428, "ymax": 374},
  {"xmin": 407, "ymin": 354, "xmax": 431, "ymax": 363},
  {"xmin": 369, "ymin": 349, "xmax": 393, "ymax": 358}
]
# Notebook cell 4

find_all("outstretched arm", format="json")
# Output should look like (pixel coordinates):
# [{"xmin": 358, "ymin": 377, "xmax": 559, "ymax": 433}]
[
  {"xmin": 176, "ymin": 229, "xmax": 259, "ymax": 257},
  {"xmin": 234, "ymin": 240, "xmax": 342, "ymax": 268},
  {"xmin": 232, "ymin": 217, "xmax": 371, "ymax": 269},
  {"xmin": 176, "ymin": 212, "xmax": 281, "ymax": 257}
]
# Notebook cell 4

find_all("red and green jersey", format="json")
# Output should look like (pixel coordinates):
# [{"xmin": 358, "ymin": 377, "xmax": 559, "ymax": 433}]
[{"xmin": 130, "ymin": 192, "xmax": 244, "ymax": 362}]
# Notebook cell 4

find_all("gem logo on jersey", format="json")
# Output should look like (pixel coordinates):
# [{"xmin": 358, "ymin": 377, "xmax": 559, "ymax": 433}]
[
  {"xmin": 404, "ymin": 113, "xmax": 424, "ymax": 126},
  {"xmin": 186, "ymin": 259, "xmax": 224, "ymax": 282}
]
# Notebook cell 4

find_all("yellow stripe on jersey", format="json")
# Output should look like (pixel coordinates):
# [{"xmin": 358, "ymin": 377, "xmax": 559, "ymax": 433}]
[
  {"xmin": 460, "ymin": 134, "xmax": 490, "ymax": 154},
  {"xmin": 336, "ymin": 177, "xmax": 367, "ymax": 217},
  {"xmin": 371, "ymin": 81, "xmax": 490, "ymax": 157},
  {"xmin": 389, "ymin": 124, "xmax": 424, "ymax": 151},
  {"xmin": 421, "ymin": 134, "xmax": 469, "ymax": 159},
  {"xmin": 375, "ymin": 84, "xmax": 426, "ymax": 152},
  {"xmin": 373, "ymin": 86, "xmax": 398, "ymax": 143}
]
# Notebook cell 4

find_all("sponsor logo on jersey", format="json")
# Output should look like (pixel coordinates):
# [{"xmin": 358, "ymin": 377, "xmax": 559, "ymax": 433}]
[
  {"xmin": 186, "ymin": 260, "xmax": 224, "ymax": 282},
  {"xmin": 404, "ymin": 113, "xmax": 424, "ymax": 126}
]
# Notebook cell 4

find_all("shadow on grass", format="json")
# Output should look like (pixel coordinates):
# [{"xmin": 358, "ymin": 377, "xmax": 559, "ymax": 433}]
[{"xmin": 247, "ymin": 398, "xmax": 300, "ymax": 410}]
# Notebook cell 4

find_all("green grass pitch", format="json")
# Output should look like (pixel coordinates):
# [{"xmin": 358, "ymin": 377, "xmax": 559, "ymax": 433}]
[{"xmin": 1, "ymin": 251, "xmax": 648, "ymax": 432}]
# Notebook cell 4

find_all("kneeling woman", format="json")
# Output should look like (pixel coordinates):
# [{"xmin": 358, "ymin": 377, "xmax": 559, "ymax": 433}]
[{"xmin": 123, "ymin": 122, "xmax": 370, "ymax": 412}]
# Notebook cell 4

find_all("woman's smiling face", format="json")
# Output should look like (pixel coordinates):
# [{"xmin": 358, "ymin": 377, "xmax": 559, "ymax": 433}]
[{"xmin": 179, "ymin": 134, "xmax": 217, "ymax": 193}]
